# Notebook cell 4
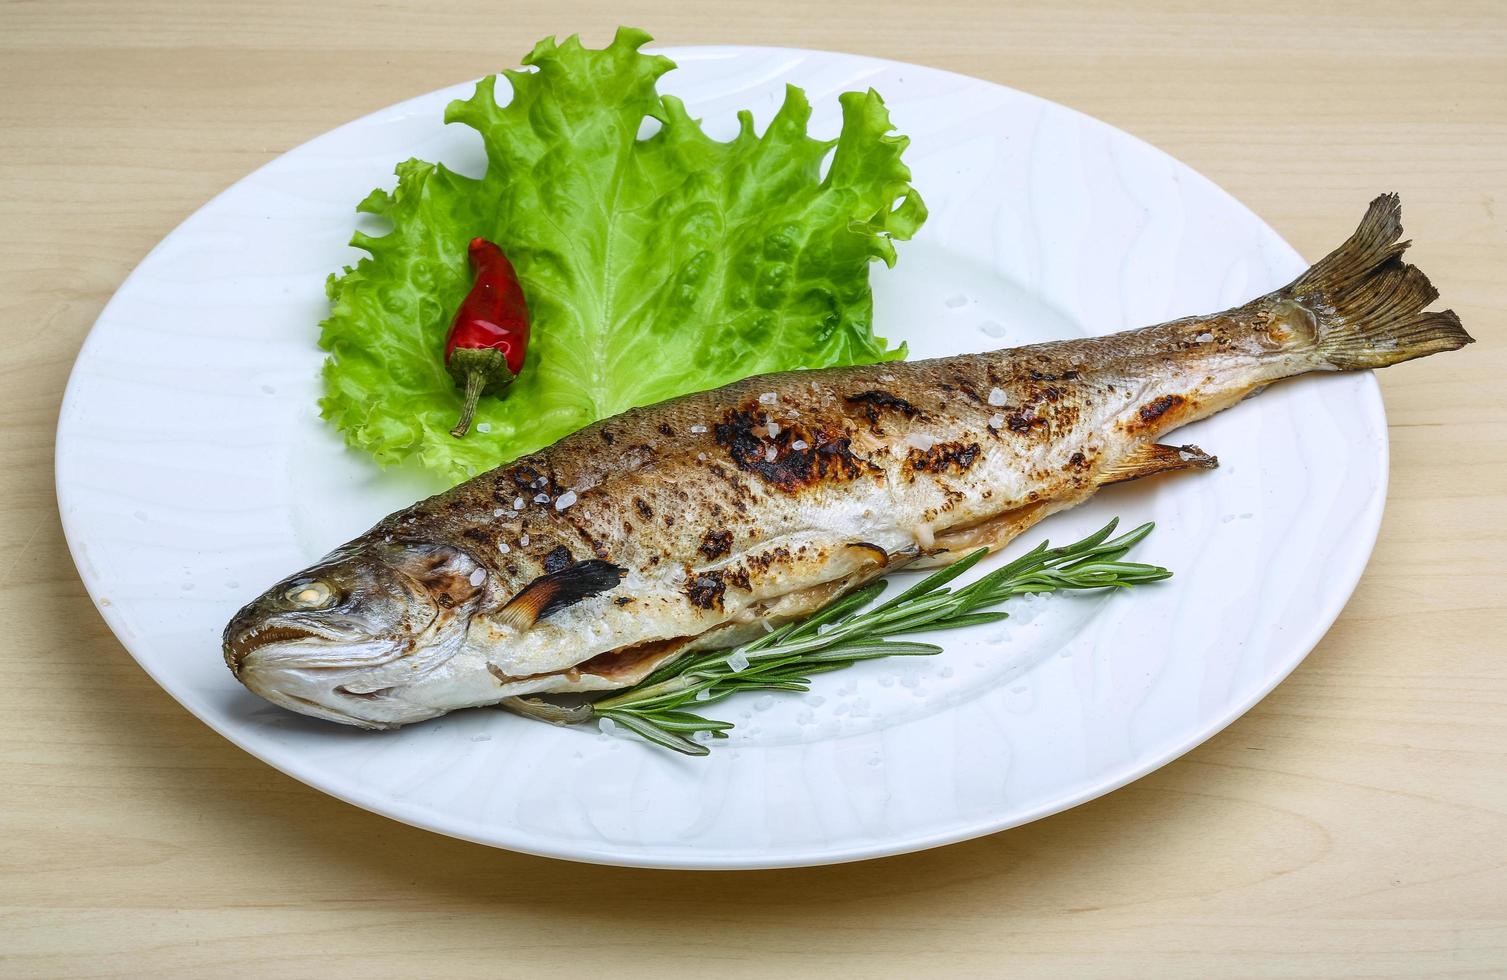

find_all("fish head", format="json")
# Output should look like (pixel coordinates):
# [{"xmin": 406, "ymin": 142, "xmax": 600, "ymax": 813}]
[{"xmin": 223, "ymin": 539, "xmax": 487, "ymax": 728}]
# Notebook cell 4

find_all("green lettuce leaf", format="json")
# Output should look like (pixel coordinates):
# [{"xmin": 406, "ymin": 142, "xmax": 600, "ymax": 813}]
[{"xmin": 319, "ymin": 27, "xmax": 927, "ymax": 481}]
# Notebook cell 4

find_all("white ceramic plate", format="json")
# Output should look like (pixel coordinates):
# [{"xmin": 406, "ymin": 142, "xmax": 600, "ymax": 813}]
[{"xmin": 56, "ymin": 45, "xmax": 1387, "ymax": 869}]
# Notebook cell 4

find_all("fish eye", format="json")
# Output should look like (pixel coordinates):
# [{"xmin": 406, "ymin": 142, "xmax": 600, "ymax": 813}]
[{"xmin": 284, "ymin": 580, "xmax": 335, "ymax": 609}]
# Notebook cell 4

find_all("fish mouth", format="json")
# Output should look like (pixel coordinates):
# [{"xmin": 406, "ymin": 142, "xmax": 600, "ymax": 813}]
[{"xmin": 224, "ymin": 623, "xmax": 335, "ymax": 675}]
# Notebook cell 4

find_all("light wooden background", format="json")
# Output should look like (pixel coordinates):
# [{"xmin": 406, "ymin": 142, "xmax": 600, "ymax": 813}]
[{"xmin": 3, "ymin": 1, "xmax": 1503, "ymax": 976}]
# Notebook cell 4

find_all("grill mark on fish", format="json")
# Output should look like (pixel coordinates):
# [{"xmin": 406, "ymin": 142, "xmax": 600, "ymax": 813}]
[
  {"xmin": 744, "ymin": 546, "xmax": 792, "ymax": 574},
  {"xmin": 1006, "ymin": 411, "xmax": 1045, "ymax": 432},
  {"xmin": 685, "ymin": 570, "xmax": 726, "ymax": 610},
  {"xmin": 715, "ymin": 409, "xmax": 880, "ymax": 492},
  {"xmin": 503, "ymin": 460, "xmax": 553, "ymax": 496},
  {"xmin": 844, "ymin": 390, "xmax": 920, "ymax": 430},
  {"xmin": 1137, "ymin": 394, "xmax": 1186, "ymax": 426},
  {"xmin": 699, "ymin": 528, "xmax": 733, "ymax": 560},
  {"xmin": 904, "ymin": 441, "xmax": 982, "ymax": 477},
  {"xmin": 542, "ymin": 545, "xmax": 573, "ymax": 574}
]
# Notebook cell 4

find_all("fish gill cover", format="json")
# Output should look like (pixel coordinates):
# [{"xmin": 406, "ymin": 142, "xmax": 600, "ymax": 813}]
[{"xmin": 319, "ymin": 27, "xmax": 927, "ymax": 481}]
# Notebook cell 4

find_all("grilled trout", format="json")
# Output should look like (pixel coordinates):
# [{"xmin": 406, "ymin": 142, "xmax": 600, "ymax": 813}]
[{"xmin": 225, "ymin": 194, "xmax": 1471, "ymax": 728}]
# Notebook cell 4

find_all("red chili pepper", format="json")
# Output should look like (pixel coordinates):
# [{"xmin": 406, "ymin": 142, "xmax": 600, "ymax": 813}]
[{"xmin": 444, "ymin": 238, "xmax": 531, "ymax": 438}]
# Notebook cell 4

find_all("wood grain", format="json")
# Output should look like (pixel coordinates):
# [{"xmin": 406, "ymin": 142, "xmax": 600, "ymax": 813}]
[{"xmin": 2, "ymin": 0, "xmax": 1503, "ymax": 976}]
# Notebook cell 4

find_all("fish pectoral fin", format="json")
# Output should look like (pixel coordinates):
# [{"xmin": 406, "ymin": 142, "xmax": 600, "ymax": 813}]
[
  {"xmin": 493, "ymin": 560, "xmax": 625, "ymax": 633},
  {"xmin": 1098, "ymin": 443, "xmax": 1218, "ymax": 486}
]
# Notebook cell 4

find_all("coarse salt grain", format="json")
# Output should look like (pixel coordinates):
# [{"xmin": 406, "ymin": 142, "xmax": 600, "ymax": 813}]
[
  {"xmin": 555, "ymin": 490, "xmax": 578, "ymax": 510},
  {"xmin": 791, "ymin": 439, "xmax": 808, "ymax": 451},
  {"xmin": 906, "ymin": 431, "xmax": 935, "ymax": 451},
  {"xmin": 476, "ymin": 422, "xmax": 492, "ymax": 433},
  {"xmin": 696, "ymin": 452, "xmax": 707, "ymax": 461},
  {"xmin": 598, "ymin": 717, "xmax": 618, "ymax": 736},
  {"xmin": 727, "ymin": 650, "xmax": 750, "ymax": 673},
  {"xmin": 766, "ymin": 421, "xmax": 780, "ymax": 438},
  {"xmin": 1195, "ymin": 332, "xmax": 1214, "ymax": 342},
  {"xmin": 758, "ymin": 391, "xmax": 777, "ymax": 404},
  {"xmin": 689, "ymin": 424, "xmax": 707, "ymax": 434},
  {"xmin": 498, "ymin": 541, "xmax": 511, "ymax": 554},
  {"xmin": 532, "ymin": 477, "xmax": 547, "ymax": 488},
  {"xmin": 764, "ymin": 444, "xmax": 778, "ymax": 462},
  {"xmin": 691, "ymin": 729, "xmax": 714, "ymax": 745},
  {"xmin": 468, "ymin": 568, "xmax": 486, "ymax": 587},
  {"xmin": 513, "ymin": 497, "xmax": 525, "ymax": 510},
  {"xmin": 534, "ymin": 493, "xmax": 549, "ymax": 504},
  {"xmin": 695, "ymin": 687, "xmax": 713, "ymax": 701},
  {"xmin": 519, "ymin": 534, "xmax": 530, "ymax": 547},
  {"xmin": 492, "ymin": 508, "xmax": 505, "ymax": 517},
  {"xmin": 987, "ymin": 386, "xmax": 1007, "ymax": 406},
  {"xmin": 989, "ymin": 413, "xmax": 1006, "ymax": 429}
]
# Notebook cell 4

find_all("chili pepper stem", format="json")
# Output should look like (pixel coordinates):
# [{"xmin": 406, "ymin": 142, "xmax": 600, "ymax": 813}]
[
  {"xmin": 450, "ymin": 368, "xmax": 487, "ymax": 438},
  {"xmin": 445, "ymin": 345, "xmax": 514, "ymax": 439}
]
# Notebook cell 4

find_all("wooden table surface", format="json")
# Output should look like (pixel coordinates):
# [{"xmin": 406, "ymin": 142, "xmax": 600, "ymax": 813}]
[{"xmin": 3, "ymin": 1, "xmax": 1503, "ymax": 976}]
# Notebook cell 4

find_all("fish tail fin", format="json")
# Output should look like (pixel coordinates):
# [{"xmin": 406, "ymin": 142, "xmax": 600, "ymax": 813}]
[{"xmin": 1285, "ymin": 193, "xmax": 1472, "ymax": 369}]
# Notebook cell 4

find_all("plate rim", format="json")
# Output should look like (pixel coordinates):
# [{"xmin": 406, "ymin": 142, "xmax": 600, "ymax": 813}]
[{"xmin": 55, "ymin": 42, "xmax": 1388, "ymax": 869}]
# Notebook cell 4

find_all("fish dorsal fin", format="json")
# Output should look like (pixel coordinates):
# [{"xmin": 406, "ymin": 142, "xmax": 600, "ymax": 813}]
[
  {"xmin": 494, "ymin": 560, "xmax": 624, "ymax": 633},
  {"xmin": 1099, "ymin": 443, "xmax": 1218, "ymax": 486}
]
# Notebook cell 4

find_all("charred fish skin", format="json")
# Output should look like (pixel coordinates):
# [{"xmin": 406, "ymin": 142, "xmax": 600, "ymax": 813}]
[{"xmin": 226, "ymin": 194, "xmax": 1470, "ymax": 728}]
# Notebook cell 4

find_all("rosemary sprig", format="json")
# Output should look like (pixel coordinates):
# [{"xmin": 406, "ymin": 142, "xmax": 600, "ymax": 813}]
[{"xmin": 586, "ymin": 518, "xmax": 1168, "ymax": 756}]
